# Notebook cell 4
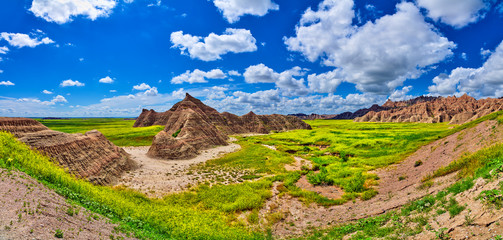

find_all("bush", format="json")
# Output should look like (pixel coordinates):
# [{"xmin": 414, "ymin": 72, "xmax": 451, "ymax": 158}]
[{"xmin": 172, "ymin": 129, "xmax": 181, "ymax": 138}]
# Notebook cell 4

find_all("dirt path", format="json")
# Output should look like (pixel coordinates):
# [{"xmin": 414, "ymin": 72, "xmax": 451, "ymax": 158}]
[
  {"xmin": 270, "ymin": 120, "xmax": 503, "ymax": 237},
  {"xmin": 116, "ymin": 142, "xmax": 241, "ymax": 198},
  {"xmin": 0, "ymin": 169, "xmax": 135, "ymax": 240}
]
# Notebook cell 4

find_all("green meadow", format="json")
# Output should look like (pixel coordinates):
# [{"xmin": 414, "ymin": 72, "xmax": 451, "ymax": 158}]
[
  {"xmin": 1, "ymin": 114, "xmax": 502, "ymax": 239},
  {"xmin": 37, "ymin": 118, "xmax": 164, "ymax": 146}
]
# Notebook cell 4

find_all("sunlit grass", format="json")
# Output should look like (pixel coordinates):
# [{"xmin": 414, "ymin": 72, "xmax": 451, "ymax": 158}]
[
  {"xmin": 236, "ymin": 120, "xmax": 450, "ymax": 201},
  {"xmin": 36, "ymin": 118, "xmax": 164, "ymax": 146}
]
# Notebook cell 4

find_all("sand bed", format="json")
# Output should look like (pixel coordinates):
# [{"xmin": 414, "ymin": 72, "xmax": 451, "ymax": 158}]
[{"xmin": 116, "ymin": 142, "xmax": 241, "ymax": 198}]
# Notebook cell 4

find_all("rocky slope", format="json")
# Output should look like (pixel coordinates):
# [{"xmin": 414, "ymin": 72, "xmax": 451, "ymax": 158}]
[
  {"xmin": 355, "ymin": 94, "xmax": 503, "ymax": 124},
  {"xmin": 135, "ymin": 93, "xmax": 311, "ymax": 159},
  {"xmin": 0, "ymin": 117, "xmax": 135, "ymax": 185}
]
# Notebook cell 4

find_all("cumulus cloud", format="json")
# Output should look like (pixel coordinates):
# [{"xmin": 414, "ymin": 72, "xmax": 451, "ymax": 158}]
[
  {"xmin": 51, "ymin": 95, "xmax": 68, "ymax": 103},
  {"xmin": 171, "ymin": 28, "xmax": 257, "ymax": 61},
  {"xmin": 1, "ymin": 32, "xmax": 54, "ymax": 48},
  {"xmin": 60, "ymin": 79, "xmax": 84, "ymax": 87},
  {"xmin": 42, "ymin": 90, "xmax": 53, "ymax": 94},
  {"xmin": 172, "ymin": 88, "xmax": 186, "ymax": 99},
  {"xmin": 228, "ymin": 70, "xmax": 241, "ymax": 76},
  {"xmin": 243, "ymin": 64, "xmax": 309, "ymax": 96},
  {"xmin": 171, "ymin": 69, "xmax": 226, "ymax": 84},
  {"xmin": 144, "ymin": 87, "xmax": 158, "ymax": 96},
  {"xmin": 416, "ymin": 0, "xmax": 489, "ymax": 28},
  {"xmin": 233, "ymin": 89, "xmax": 281, "ymax": 108},
  {"xmin": 481, "ymin": 48, "xmax": 492, "ymax": 59},
  {"xmin": 307, "ymin": 69, "xmax": 344, "ymax": 93},
  {"xmin": 203, "ymin": 86, "xmax": 228, "ymax": 99},
  {"xmin": 133, "ymin": 83, "xmax": 151, "ymax": 90},
  {"xmin": 428, "ymin": 40, "xmax": 503, "ymax": 98},
  {"xmin": 132, "ymin": 83, "xmax": 158, "ymax": 96},
  {"xmin": 284, "ymin": 0, "xmax": 455, "ymax": 95},
  {"xmin": 99, "ymin": 76, "xmax": 114, "ymax": 83},
  {"xmin": 212, "ymin": 0, "xmax": 279, "ymax": 23},
  {"xmin": 389, "ymin": 86, "xmax": 413, "ymax": 101},
  {"xmin": 0, "ymin": 81, "xmax": 14, "ymax": 86},
  {"xmin": 29, "ymin": 0, "xmax": 117, "ymax": 24}
]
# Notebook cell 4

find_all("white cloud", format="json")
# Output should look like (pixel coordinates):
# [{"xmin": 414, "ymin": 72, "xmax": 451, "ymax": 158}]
[
  {"xmin": 171, "ymin": 28, "xmax": 257, "ymax": 61},
  {"xmin": 42, "ymin": 90, "xmax": 53, "ymax": 94},
  {"xmin": 60, "ymin": 79, "xmax": 85, "ymax": 87},
  {"xmin": 79, "ymin": 57, "xmax": 84, "ymax": 62},
  {"xmin": 1, "ymin": 32, "xmax": 54, "ymax": 48},
  {"xmin": 307, "ymin": 69, "xmax": 344, "ymax": 93},
  {"xmin": 428, "ymin": 40, "xmax": 503, "ymax": 98},
  {"xmin": 285, "ymin": 1, "xmax": 455, "ymax": 95},
  {"xmin": 481, "ymin": 48, "xmax": 492, "ymax": 59},
  {"xmin": 228, "ymin": 70, "xmax": 241, "ymax": 76},
  {"xmin": 244, "ymin": 63, "xmax": 309, "ymax": 96},
  {"xmin": 203, "ymin": 86, "xmax": 228, "ymax": 100},
  {"xmin": 416, "ymin": 0, "xmax": 489, "ymax": 28},
  {"xmin": 172, "ymin": 88, "xmax": 186, "ymax": 99},
  {"xmin": 0, "ymin": 81, "xmax": 14, "ymax": 86},
  {"xmin": 212, "ymin": 0, "xmax": 279, "ymax": 23},
  {"xmin": 461, "ymin": 52, "xmax": 468, "ymax": 60},
  {"xmin": 29, "ymin": 0, "xmax": 117, "ymax": 24},
  {"xmin": 0, "ymin": 46, "xmax": 8, "ymax": 54},
  {"xmin": 99, "ymin": 76, "xmax": 114, "ymax": 83},
  {"xmin": 133, "ymin": 83, "xmax": 151, "ymax": 90},
  {"xmin": 144, "ymin": 87, "xmax": 158, "ymax": 96},
  {"xmin": 389, "ymin": 86, "xmax": 413, "ymax": 101},
  {"xmin": 51, "ymin": 95, "xmax": 68, "ymax": 103},
  {"xmin": 132, "ymin": 83, "xmax": 158, "ymax": 96},
  {"xmin": 171, "ymin": 69, "xmax": 226, "ymax": 84},
  {"xmin": 110, "ymin": 90, "xmax": 116, "ymax": 93}
]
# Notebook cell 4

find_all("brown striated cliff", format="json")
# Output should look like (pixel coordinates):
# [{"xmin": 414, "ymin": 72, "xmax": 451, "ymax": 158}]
[
  {"xmin": 354, "ymin": 94, "xmax": 503, "ymax": 124},
  {"xmin": 0, "ymin": 117, "xmax": 135, "ymax": 185},
  {"xmin": 136, "ymin": 93, "xmax": 311, "ymax": 159}
]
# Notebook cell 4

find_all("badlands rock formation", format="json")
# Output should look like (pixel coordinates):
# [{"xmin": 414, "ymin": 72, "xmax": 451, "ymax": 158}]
[
  {"xmin": 135, "ymin": 93, "xmax": 311, "ymax": 159},
  {"xmin": 354, "ymin": 94, "xmax": 503, "ymax": 124},
  {"xmin": 0, "ymin": 117, "xmax": 135, "ymax": 185}
]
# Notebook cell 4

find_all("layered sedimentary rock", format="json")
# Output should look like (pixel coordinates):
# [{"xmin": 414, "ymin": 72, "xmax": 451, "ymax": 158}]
[
  {"xmin": 0, "ymin": 117, "xmax": 135, "ymax": 185},
  {"xmin": 135, "ymin": 93, "xmax": 311, "ymax": 159},
  {"xmin": 354, "ymin": 94, "xmax": 503, "ymax": 124}
]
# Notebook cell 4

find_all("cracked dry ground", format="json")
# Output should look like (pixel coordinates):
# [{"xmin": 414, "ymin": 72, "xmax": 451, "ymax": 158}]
[
  {"xmin": 262, "ymin": 120, "xmax": 503, "ymax": 238},
  {"xmin": 0, "ymin": 169, "xmax": 135, "ymax": 240}
]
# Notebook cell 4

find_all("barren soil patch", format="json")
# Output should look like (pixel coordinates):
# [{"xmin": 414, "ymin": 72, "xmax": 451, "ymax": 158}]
[{"xmin": 117, "ymin": 142, "xmax": 241, "ymax": 197}]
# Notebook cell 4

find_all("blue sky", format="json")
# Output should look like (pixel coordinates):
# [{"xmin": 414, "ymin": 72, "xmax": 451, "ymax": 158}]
[{"xmin": 0, "ymin": 0, "xmax": 502, "ymax": 117}]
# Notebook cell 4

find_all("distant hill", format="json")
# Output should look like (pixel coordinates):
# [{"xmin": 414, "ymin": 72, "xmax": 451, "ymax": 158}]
[{"xmin": 355, "ymin": 94, "xmax": 503, "ymax": 124}]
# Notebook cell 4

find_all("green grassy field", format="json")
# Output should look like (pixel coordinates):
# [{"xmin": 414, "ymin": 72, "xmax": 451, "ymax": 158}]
[
  {"xmin": 204, "ymin": 120, "xmax": 451, "ymax": 202},
  {"xmin": 36, "ymin": 118, "xmax": 164, "ymax": 146}
]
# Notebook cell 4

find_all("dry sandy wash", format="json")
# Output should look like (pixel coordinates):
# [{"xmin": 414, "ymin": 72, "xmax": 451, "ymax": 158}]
[{"xmin": 116, "ymin": 139, "xmax": 241, "ymax": 198}]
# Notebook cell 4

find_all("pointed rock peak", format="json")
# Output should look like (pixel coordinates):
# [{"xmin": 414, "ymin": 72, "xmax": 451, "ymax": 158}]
[
  {"xmin": 243, "ymin": 111, "xmax": 256, "ymax": 117},
  {"xmin": 459, "ymin": 93, "xmax": 473, "ymax": 100},
  {"xmin": 183, "ymin": 93, "xmax": 198, "ymax": 101}
]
